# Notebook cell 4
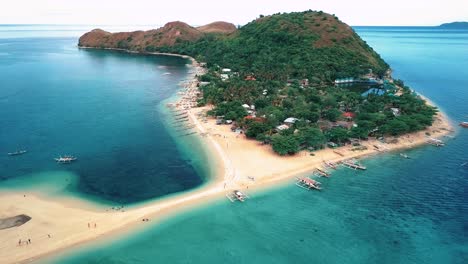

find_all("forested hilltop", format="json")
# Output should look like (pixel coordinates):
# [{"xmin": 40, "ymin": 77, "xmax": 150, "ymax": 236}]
[{"xmin": 79, "ymin": 10, "xmax": 437, "ymax": 155}]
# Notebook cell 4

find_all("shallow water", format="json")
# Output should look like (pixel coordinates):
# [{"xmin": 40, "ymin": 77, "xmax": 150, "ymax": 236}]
[
  {"xmin": 48, "ymin": 26, "xmax": 468, "ymax": 264},
  {"xmin": 0, "ymin": 32, "xmax": 208, "ymax": 204}
]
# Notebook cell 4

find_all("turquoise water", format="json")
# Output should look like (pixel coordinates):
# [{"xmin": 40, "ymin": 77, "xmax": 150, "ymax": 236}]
[
  {"xmin": 0, "ymin": 30, "xmax": 209, "ymax": 204},
  {"xmin": 49, "ymin": 26, "xmax": 468, "ymax": 264}
]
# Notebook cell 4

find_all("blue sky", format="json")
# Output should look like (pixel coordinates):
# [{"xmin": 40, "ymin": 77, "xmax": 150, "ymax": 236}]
[{"xmin": 1, "ymin": 0, "xmax": 467, "ymax": 26}]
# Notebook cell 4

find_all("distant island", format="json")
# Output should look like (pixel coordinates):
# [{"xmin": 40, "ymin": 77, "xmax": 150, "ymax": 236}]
[
  {"xmin": 439, "ymin": 22, "xmax": 468, "ymax": 29},
  {"xmin": 79, "ymin": 10, "xmax": 440, "ymax": 156}
]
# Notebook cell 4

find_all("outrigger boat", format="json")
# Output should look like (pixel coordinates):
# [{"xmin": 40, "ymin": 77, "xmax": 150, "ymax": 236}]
[
  {"xmin": 226, "ymin": 190, "xmax": 248, "ymax": 202},
  {"xmin": 55, "ymin": 155, "xmax": 77, "ymax": 164},
  {"xmin": 296, "ymin": 177, "xmax": 322, "ymax": 190},
  {"xmin": 315, "ymin": 168, "xmax": 330, "ymax": 177},
  {"xmin": 323, "ymin": 160, "xmax": 338, "ymax": 169},
  {"xmin": 7, "ymin": 150, "xmax": 27, "ymax": 156},
  {"xmin": 459, "ymin": 122, "xmax": 468, "ymax": 128},
  {"xmin": 342, "ymin": 160, "xmax": 367, "ymax": 170}
]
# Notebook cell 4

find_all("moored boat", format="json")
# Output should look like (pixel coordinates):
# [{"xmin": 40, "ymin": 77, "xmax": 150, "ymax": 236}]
[
  {"xmin": 342, "ymin": 160, "xmax": 367, "ymax": 170},
  {"xmin": 296, "ymin": 177, "xmax": 322, "ymax": 190},
  {"xmin": 316, "ymin": 168, "xmax": 330, "ymax": 177},
  {"xmin": 460, "ymin": 122, "xmax": 468, "ymax": 128}
]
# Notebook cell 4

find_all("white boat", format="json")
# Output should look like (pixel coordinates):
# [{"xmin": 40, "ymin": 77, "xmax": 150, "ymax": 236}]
[
  {"xmin": 55, "ymin": 155, "xmax": 77, "ymax": 163},
  {"xmin": 400, "ymin": 153, "xmax": 410, "ymax": 159},
  {"xmin": 8, "ymin": 150, "xmax": 27, "ymax": 156},
  {"xmin": 226, "ymin": 190, "xmax": 248, "ymax": 202}
]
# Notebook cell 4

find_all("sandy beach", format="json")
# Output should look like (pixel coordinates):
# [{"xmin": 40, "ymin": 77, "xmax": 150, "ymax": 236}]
[{"xmin": 0, "ymin": 58, "xmax": 455, "ymax": 264}]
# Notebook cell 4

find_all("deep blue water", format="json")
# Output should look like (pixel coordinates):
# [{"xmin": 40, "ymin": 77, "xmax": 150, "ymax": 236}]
[
  {"xmin": 0, "ymin": 32, "xmax": 206, "ymax": 204},
  {"xmin": 48, "ymin": 26, "xmax": 468, "ymax": 264}
]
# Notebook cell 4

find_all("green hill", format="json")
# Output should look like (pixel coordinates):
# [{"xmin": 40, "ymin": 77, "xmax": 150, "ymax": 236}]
[{"xmin": 158, "ymin": 11, "xmax": 388, "ymax": 84}]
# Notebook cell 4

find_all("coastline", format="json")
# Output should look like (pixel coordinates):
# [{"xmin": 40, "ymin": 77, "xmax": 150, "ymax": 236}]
[{"xmin": 0, "ymin": 48, "xmax": 455, "ymax": 264}]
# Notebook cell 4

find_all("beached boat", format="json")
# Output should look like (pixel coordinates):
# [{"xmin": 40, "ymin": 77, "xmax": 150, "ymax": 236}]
[
  {"xmin": 226, "ymin": 190, "xmax": 248, "ymax": 202},
  {"xmin": 7, "ymin": 150, "xmax": 27, "ymax": 156},
  {"xmin": 55, "ymin": 155, "xmax": 77, "ymax": 163},
  {"xmin": 323, "ymin": 160, "xmax": 338, "ymax": 169},
  {"xmin": 342, "ymin": 160, "xmax": 367, "ymax": 170},
  {"xmin": 427, "ymin": 138, "xmax": 445, "ymax": 147},
  {"xmin": 296, "ymin": 177, "xmax": 322, "ymax": 190},
  {"xmin": 459, "ymin": 122, "xmax": 468, "ymax": 128}
]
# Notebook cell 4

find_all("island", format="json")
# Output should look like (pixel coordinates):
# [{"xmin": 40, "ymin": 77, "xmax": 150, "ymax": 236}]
[
  {"xmin": 438, "ymin": 22, "xmax": 468, "ymax": 29},
  {"xmin": 80, "ymin": 10, "xmax": 441, "ymax": 156},
  {"xmin": 0, "ymin": 10, "xmax": 453, "ymax": 264}
]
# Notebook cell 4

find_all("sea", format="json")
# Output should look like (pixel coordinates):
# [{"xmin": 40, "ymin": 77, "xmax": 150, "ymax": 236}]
[{"xmin": 1, "ymin": 25, "xmax": 467, "ymax": 264}]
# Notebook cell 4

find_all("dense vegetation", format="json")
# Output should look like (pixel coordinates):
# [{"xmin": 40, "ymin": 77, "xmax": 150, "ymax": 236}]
[{"xmin": 80, "ymin": 10, "xmax": 437, "ymax": 155}]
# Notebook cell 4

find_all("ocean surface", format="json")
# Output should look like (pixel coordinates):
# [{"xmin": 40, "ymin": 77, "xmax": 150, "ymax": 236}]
[
  {"xmin": 0, "ymin": 25, "xmax": 209, "ymax": 204},
  {"xmin": 2, "ymin": 26, "xmax": 467, "ymax": 263}
]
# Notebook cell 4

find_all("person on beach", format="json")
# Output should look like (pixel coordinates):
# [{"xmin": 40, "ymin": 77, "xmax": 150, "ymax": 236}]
[
  {"xmin": 28, "ymin": 239, "xmax": 31, "ymax": 244},
  {"xmin": 88, "ymin": 223, "xmax": 90, "ymax": 228},
  {"xmin": 18, "ymin": 239, "xmax": 21, "ymax": 246},
  {"xmin": 94, "ymin": 223, "xmax": 96, "ymax": 228}
]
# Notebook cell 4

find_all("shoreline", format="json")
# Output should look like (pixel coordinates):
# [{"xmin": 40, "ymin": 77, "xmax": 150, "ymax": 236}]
[{"xmin": 0, "ymin": 48, "xmax": 455, "ymax": 264}]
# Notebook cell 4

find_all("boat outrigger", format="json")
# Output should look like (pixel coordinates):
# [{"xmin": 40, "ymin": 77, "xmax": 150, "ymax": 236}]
[
  {"xmin": 7, "ymin": 150, "xmax": 27, "ymax": 156},
  {"xmin": 226, "ymin": 190, "xmax": 248, "ymax": 202},
  {"xmin": 296, "ymin": 177, "xmax": 322, "ymax": 190},
  {"xmin": 55, "ymin": 155, "xmax": 77, "ymax": 163},
  {"xmin": 342, "ymin": 160, "xmax": 367, "ymax": 170}
]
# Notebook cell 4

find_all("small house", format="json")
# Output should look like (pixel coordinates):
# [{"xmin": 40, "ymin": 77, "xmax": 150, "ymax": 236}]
[
  {"xmin": 343, "ymin": 112, "xmax": 355, "ymax": 120},
  {"xmin": 220, "ymin": 74, "xmax": 229, "ymax": 81},
  {"xmin": 390, "ymin": 108, "xmax": 400, "ymax": 116},
  {"xmin": 276, "ymin": 124, "xmax": 290, "ymax": 131},
  {"xmin": 222, "ymin": 68, "xmax": 232, "ymax": 73},
  {"xmin": 284, "ymin": 117, "xmax": 299, "ymax": 125}
]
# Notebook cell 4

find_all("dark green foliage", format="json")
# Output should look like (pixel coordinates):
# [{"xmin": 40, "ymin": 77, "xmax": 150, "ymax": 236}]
[
  {"xmin": 245, "ymin": 121, "xmax": 270, "ymax": 139},
  {"xmin": 297, "ymin": 127, "xmax": 326, "ymax": 149},
  {"xmin": 326, "ymin": 127, "xmax": 349, "ymax": 143},
  {"xmin": 382, "ymin": 119, "xmax": 409, "ymax": 136},
  {"xmin": 271, "ymin": 134, "xmax": 300, "ymax": 155},
  {"xmin": 324, "ymin": 108, "xmax": 342, "ymax": 122},
  {"xmin": 210, "ymin": 101, "xmax": 247, "ymax": 120}
]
